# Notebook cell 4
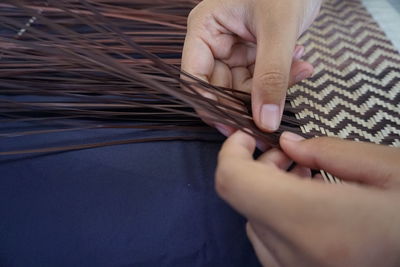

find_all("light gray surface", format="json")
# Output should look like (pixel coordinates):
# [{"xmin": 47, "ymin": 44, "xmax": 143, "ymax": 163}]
[
  {"xmin": 362, "ymin": 0, "xmax": 400, "ymax": 52},
  {"xmin": 389, "ymin": 0, "xmax": 400, "ymax": 13}
]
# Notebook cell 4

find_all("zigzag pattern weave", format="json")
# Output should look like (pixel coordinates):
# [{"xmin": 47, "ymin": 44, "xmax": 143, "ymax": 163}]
[{"xmin": 290, "ymin": 0, "xmax": 400, "ymax": 147}]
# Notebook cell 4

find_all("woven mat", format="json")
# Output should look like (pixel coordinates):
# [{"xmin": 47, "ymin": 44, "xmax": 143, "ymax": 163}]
[{"xmin": 290, "ymin": 0, "xmax": 400, "ymax": 147}]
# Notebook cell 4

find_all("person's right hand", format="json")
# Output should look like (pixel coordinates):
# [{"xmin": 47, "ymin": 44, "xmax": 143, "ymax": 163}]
[
  {"xmin": 216, "ymin": 131, "xmax": 400, "ymax": 267},
  {"xmin": 182, "ymin": 0, "xmax": 322, "ymax": 135}
]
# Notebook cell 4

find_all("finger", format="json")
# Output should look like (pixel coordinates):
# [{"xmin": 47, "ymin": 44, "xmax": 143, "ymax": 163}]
[
  {"xmin": 181, "ymin": 22, "xmax": 216, "ymax": 103},
  {"xmin": 222, "ymin": 42, "xmax": 257, "ymax": 67},
  {"xmin": 232, "ymin": 66, "xmax": 252, "ymax": 96},
  {"xmin": 256, "ymin": 139, "xmax": 271, "ymax": 152},
  {"xmin": 293, "ymin": 45, "xmax": 305, "ymax": 60},
  {"xmin": 251, "ymin": 3, "xmax": 302, "ymax": 132},
  {"xmin": 248, "ymin": 63, "xmax": 255, "ymax": 76},
  {"xmin": 210, "ymin": 61, "xmax": 232, "ymax": 89},
  {"xmin": 181, "ymin": 31, "xmax": 219, "ymax": 125},
  {"xmin": 257, "ymin": 148, "xmax": 293, "ymax": 170},
  {"xmin": 216, "ymin": 131, "xmax": 361, "ymax": 240},
  {"xmin": 280, "ymin": 132, "xmax": 400, "ymax": 187},
  {"xmin": 210, "ymin": 61, "xmax": 236, "ymax": 136},
  {"xmin": 252, "ymin": 45, "xmax": 305, "ymax": 77},
  {"xmin": 288, "ymin": 60, "xmax": 314, "ymax": 87},
  {"xmin": 232, "ymin": 55, "xmax": 313, "ymax": 98},
  {"xmin": 217, "ymin": 131, "xmax": 327, "ymax": 226},
  {"xmin": 181, "ymin": 33, "xmax": 214, "ymax": 84},
  {"xmin": 246, "ymin": 223, "xmax": 281, "ymax": 267},
  {"xmin": 218, "ymin": 130, "xmax": 256, "ymax": 162},
  {"xmin": 290, "ymin": 165, "xmax": 312, "ymax": 178},
  {"xmin": 214, "ymin": 123, "xmax": 235, "ymax": 137}
]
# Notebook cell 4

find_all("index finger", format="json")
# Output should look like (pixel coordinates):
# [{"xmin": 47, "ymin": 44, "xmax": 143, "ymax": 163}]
[
  {"xmin": 181, "ymin": 29, "xmax": 214, "ymax": 84},
  {"xmin": 216, "ymin": 131, "xmax": 345, "ymax": 233},
  {"xmin": 280, "ymin": 133, "xmax": 400, "ymax": 188}
]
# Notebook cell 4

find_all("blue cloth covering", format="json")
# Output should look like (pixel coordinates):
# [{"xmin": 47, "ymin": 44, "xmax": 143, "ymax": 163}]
[
  {"xmin": 0, "ymin": 127, "xmax": 261, "ymax": 267},
  {"xmin": 0, "ymin": 15, "xmax": 261, "ymax": 266}
]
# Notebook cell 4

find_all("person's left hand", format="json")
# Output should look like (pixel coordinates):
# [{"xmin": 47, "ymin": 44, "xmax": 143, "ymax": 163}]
[
  {"xmin": 216, "ymin": 131, "xmax": 400, "ymax": 267},
  {"xmin": 181, "ymin": 0, "xmax": 320, "ymax": 135}
]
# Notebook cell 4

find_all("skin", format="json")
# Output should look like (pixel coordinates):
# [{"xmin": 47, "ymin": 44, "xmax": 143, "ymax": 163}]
[
  {"xmin": 182, "ymin": 0, "xmax": 322, "ymax": 133},
  {"xmin": 184, "ymin": 1, "xmax": 400, "ymax": 265},
  {"xmin": 216, "ymin": 131, "xmax": 400, "ymax": 267}
]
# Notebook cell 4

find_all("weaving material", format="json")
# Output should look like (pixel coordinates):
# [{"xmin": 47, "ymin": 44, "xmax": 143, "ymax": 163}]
[
  {"xmin": 292, "ymin": 0, "xmax": 400, "ymax": 147},
  {"xmin": 1, "ymin": 0, "xmax": 399, "ymax": 155},
  {"xmin": 1, "ymin": 0, "xmax": 400, "ymax": 157},
  {"xmin": 0, "ymin": 1, "xmax": 399, "ymax": 266},
  {"xmin": 0, "ymin": 0, "xmax": 286, "ymax": 155}
]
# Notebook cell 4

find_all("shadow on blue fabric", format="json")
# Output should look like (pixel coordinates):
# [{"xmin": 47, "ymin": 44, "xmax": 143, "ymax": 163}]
[{"xmin": 0, "ymin": 127, "xmax": 261, "ymax": 267}]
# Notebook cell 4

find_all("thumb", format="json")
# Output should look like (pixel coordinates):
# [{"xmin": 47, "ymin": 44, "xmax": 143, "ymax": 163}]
[
  {"xmin": 280, "ymin": 132, "xmax": 400, "ymax": 187},
  {"xmin": 216, "ymin": 131, "xmax": 341, "ymax": 233},
  {"xmin": 252, "ymin": 4, "xmax": 300, "ymax": 132}
]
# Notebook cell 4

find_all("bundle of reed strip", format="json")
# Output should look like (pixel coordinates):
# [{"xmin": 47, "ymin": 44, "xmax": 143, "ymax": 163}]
[
  {"xmin": 0, "ymin": 0, "xmax": 303, "ymax": 156},
  {"xmin": 1, "ymin": 0, "xmax": 398, "ymax": 158}
]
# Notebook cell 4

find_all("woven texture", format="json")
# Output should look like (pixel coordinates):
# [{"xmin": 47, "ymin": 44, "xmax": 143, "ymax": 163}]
[{"xmin": 291, "ymin": 0, "xmax": 400, "ymax": 147}]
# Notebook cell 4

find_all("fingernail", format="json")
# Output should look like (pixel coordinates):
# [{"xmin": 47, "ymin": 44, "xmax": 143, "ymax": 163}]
[
  {"xmin": 260, "ymin": 104, "xmax": 280, "ymax": 131},
  {"xmin": 293, "ymin": 46, "xmax": 304, "ymax": 60},
  {"xmin": 215, "ymin": 123, "xmax": 231, "ymax": 137},
  {"xmin": 281, "ymin": 131, "xmax": 305, "ymax": 142},
  {"xmin": 295, "ymin": 71, "xmax": 312, "ymax": 83}
]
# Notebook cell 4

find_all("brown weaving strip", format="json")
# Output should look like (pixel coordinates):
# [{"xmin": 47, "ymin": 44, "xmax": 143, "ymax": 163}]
[{"xmin": 1, "ymin": 0, "xmax": 399, "ymax": 157}]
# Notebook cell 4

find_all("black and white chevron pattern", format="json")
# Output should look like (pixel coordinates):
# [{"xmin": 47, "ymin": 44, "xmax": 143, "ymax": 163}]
[{"xmin": 290, "ymin": 0, "xmax": 400, "ymax": 148}]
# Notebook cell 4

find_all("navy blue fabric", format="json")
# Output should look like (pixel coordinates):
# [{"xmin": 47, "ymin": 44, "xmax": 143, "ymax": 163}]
[
  {"xmin": 0, "ymin": 128, "xmax": 261, "ymax": 267},
  {"xmin": 0, "ymin": 11, "xmax": 262, "ymax": 266}
]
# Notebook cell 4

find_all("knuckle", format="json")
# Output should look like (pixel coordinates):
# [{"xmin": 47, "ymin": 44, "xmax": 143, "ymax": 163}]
[
  {"xmin": 254, "ymin": 72, "xmax": 288, "ymax": 93},
  {"xmin": 187, "ymin": 8, "xmax": 197, "ymax": 23},
  {"xmin": 311, "ymin": 137, "xmax": 335, "ymax": 152},
  {"xmin": 187, "ymin": 1, "xmax": 207, "ymax": 25},
  {"xmin": 306, "ymin": 137, "xmax": 335, "ymax": 166}
]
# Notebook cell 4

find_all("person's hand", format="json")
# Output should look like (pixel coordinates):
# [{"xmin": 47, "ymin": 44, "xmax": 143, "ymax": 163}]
[
  {"xmin": 216, "ymin": 131, "xmax": 400, "ymax": 267},
  {"xmin": 181, "ymin": 0, "xmax": 322, "ymax": 134}
]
